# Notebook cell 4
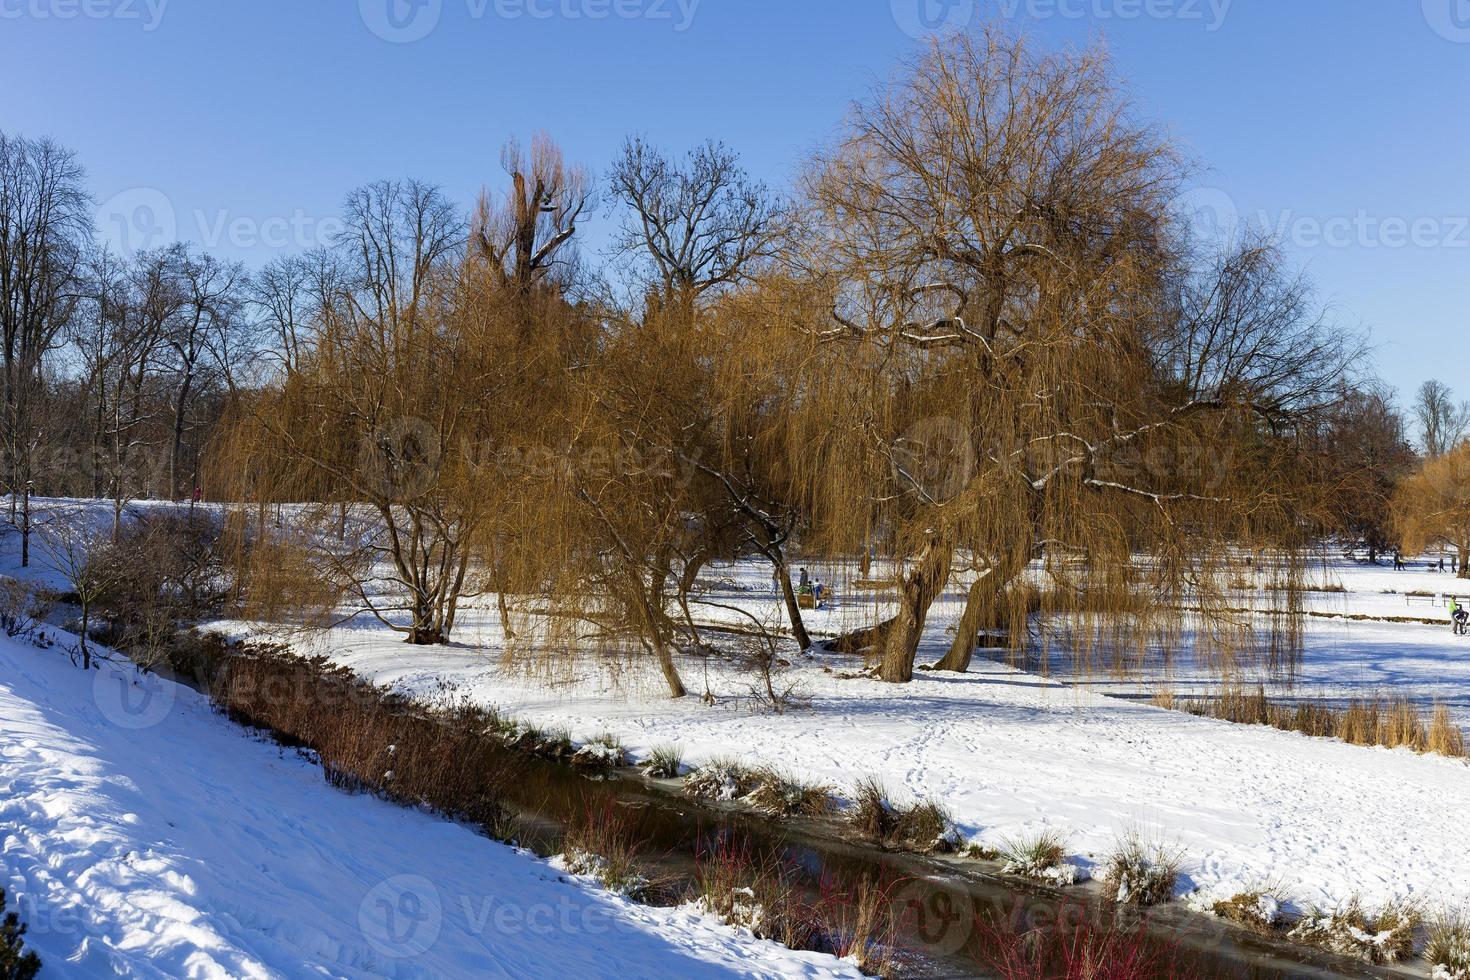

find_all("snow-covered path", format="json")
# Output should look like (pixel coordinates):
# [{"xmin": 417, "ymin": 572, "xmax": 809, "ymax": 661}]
[{"xmin": 0, "ymin": 637, "xmax": 861, "ymax": 979}]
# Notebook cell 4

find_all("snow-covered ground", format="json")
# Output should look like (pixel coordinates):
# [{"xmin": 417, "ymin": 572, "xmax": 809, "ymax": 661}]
[
  {"xmin": 7, "ymin": 499, "xmax": 1470, "ymax": 937},
  {"xmin": 196, "ymin": 555, "xmax": 1470, "ymax": 925},
  {"xmin": 0, "ymin": 631, "xmax": 863, "ymax": 978}
]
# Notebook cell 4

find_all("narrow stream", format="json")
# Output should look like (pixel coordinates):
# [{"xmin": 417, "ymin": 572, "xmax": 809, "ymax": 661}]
[{"xmin": 464, "ymin": 742, "xmax": 1400, "ymax": 980}]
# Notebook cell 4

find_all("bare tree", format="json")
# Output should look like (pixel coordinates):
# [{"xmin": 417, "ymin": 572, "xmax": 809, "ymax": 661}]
[
  {"xmin": 0, "ymin": 132, "xmax": 90, "ymax": 513},
  {"xmin": 609, "ymin": 137, "xmax": 782, "ymax": 309},
  {"xmin": 474, "ymin": 134, "xmax": 591, "ymax": 305},
  {"xmin": 219, "ymin": 180, "xmax": 484, "ymax": 645},
  {"xmin": 1413, "ymin": 379, "xmax": 1470, "ymax": 458},
  {"xmin": 250, "ymin": 250, "xmax": 336, "ymax": 379},
  {"xmin": 167, "ymin": 247, "xmax": 248, "ymax": 499}
]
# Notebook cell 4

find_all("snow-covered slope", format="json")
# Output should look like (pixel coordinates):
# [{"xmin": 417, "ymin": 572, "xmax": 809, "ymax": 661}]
[{"xmin": 0, "ymin": 636, "xmax": 861, "ymax": 979}]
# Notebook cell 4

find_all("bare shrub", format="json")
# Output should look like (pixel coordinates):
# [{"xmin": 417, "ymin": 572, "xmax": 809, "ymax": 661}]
[
  {"xmin": 977, "ymin": 901, "xmax": 1216, "ymax": 980},
  {"xmin": 210, "ymin": 644, "xmax": 522, "ymax": 842},
  {"xmin": 689, "ymin": 837, "xmax": 815, "ymax": 950},
  {"xmin": 0, "ymin": 578, "xmax": 52, "ymax": 641},
  {"xmin": 92, "ymin": 511, "xmax": 248, "ymax": 669}
]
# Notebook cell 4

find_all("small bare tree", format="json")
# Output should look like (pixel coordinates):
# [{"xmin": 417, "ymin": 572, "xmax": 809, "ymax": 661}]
[{"xmin": 38, "ymin": 513, "xmax": 125, "ymax": 669}]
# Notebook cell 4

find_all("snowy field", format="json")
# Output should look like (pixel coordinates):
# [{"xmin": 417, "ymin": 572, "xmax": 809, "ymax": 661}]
[
  {"xmin": 0, "ymin": 631, "xmax": 863, "ymax": 978},
  {"xmin": 201, "ymin": 555, "xmax": 1470, "ymax": 924},
  {"xmin": 6, "ymin": 499, "xmax": 1470, "ymax": 941}
]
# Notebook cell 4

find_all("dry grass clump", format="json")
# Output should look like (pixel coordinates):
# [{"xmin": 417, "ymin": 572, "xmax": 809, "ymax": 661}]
[
  {"xmin": 1209, "ymin": 889, "xmax": 1286, "ymax": 935},
  {"xmin": 1430, "ymin": 704, "xmax": 1467, "ymax": 757},
  {"xmin": 1426, "ymin": 913, "xmax": 1470, "ymax": 979},
  {"xmin": 560, "ymin": 807, "xmax": 650, "ymax": 899},
  {"xmin": 818, "ymin": 875, "xmax": 899, "ymax": 977},
  {"xmin": 1163, "ymin": 685, "xmax": 1467, "ymax": 759},
  {"xmin": 845, "ymin": 777, "xmax": 960, "ymax": 854},
  {"xmin": 744, "ymin": 768, "xmax": 836, "ymax": 818},
  {"xmin": 849, "ymin": 777, "xmax": 897, "ymax": 841},
  {"xmin": 683, "ymin": 760, "xmax": 835, "ymax": 818},
  {"xmin": 570, "ymin": 733, "xmax": 627, "ymax": 769},
  {"xmin": 892, "ymin": 798, "xmax": 961, "ymax": 853},
  {"xmin": 1101, "ymin": 832, "xmax": 1182, "ymax": 907},
  {"xmin": 688, "ymin": 840, "xmax": 902, "ymax": 977},
  {"xmin": 1287, "ymin": 897, "xmax": 1421, "ymax": 965},
  {"xmin": 685, "ymin": 758, "xmax": 760, "ymax": 802},
  {"xmin": 642, "ymin": 744, "xmax": 684, "ymax": 779},
  {"xmin": 998, "ymin": 829, "xmax": 1086, "ymax": 887}
]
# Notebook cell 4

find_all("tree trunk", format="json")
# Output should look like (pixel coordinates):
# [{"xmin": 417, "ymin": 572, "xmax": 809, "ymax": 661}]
[
  {"xmin": 774, "ymin": 558, "xmax": 812, "ymax": 651},
  {"xmin": 653, "ymin": 637, "xmax": 688, "ymax": 699},
  {"xmin": 931, "ymin": 548, "xmax": 1034, "ymax": 673},
  {"xmin": 931, "ymin": 572, "xmax": 1000, "ymax": 673},
  {"xmin": 878, "ymin": 539, "xmax": 953, "ymax": 683}
]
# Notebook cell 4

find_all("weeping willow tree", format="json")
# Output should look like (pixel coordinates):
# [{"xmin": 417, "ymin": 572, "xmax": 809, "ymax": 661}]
[
  {"xmin": 213, "ymin": 159, "xmax": 593, "ymax": 646},
  {"xmin": 1394, "ymin": 443, "xmax": 1470, "ymax": 578},
  {"xmin": 767, "ymin": 25, "xmax": 1357, "ymax": 683}
]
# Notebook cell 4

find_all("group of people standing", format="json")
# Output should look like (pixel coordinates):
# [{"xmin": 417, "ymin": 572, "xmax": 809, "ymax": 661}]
[{"xmin": 1392, "ymin": 552, "xmax": 1462, "ymax": 574}]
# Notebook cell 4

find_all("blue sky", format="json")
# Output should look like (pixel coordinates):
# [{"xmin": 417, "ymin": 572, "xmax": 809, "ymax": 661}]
[{"xmin": 4, "ymin": 0, "xmax": 1467, "ymax": 403}]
